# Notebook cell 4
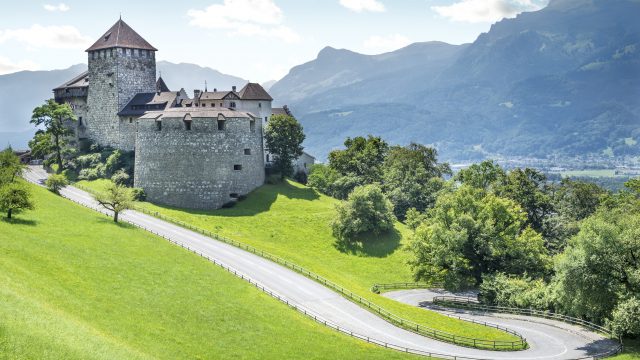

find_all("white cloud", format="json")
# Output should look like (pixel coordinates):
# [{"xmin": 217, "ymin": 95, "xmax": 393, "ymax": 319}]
[
  {"xmin": 43, "ymin": 3, "xmax": 70, "ymax": 12},
  {"xmin": 339, "ymin": 0, "xmax": 385, "ymax": 12},
  {"xmin": 0, "ymin": 56, "xmax": 39, "ymax": 75},
  {"xmin": 0, "ymin": 24, "xmax": 92, "ymax": 49},
  {"xmin": 363, "ymin": 34, "xmax": 411, "ymax": 54},
  {"xmin": 187, "ymin": 0, "xmax": 300, "ymax": 43},
  {"xmin": 432, "ymin": 0, "xmax": 548, "ymax": 23}
]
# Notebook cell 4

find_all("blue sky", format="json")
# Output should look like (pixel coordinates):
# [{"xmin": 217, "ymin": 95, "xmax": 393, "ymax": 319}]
[{"xmin": 0, "ymin": 0, "xmax": 548, "ymax": 82}]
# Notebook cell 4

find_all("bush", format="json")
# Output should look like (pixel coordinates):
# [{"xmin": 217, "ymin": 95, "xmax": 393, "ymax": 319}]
[
  {"xmin": 78, "ymin": 168, "xmax": 99, "ymax": 181},
  {"xmin": 479, "ymin": 273, "xmax": 553, "ymax": 311},
  {"xmin": 293, "ymin": 170, "xmax": 308, "ymax": 184},
  {"xmin": 265, "ymin": 174, "xmax": 282, "ymax": 185},
  {"xmin": 610, "ymin": 297, "xmax": 640, "ymax": 337},
  {"xmin": 331, "ymin": 184, "xmax": 395, "ymax": 241},
  {"xmin": 61, "ymin": 169, "xmax": 78, "ymax": 182},
  {"xmin": 131, "ymin": 188, "xmax": 146, "ymax": 201},
  {"xmin": 111, "ymin": 169, "xmax": 130, "ymax": 186},
  {"xmin": 45, "ymin": 174, "xmax": 68, "ymax": 194},
  {"xmin": 307, "ymin": 164, "xmax": 339, "ymax": 194},
  {"xmin": 76, "ymin": 153, "xmax": 102, "ymax": 169}
]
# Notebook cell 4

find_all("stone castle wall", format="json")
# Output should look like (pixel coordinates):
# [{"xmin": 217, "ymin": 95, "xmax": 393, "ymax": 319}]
[
  {"xmin": 86, "ymin": 48, "xmax": 155, "ymax": 150},
  {"xmin": 134, "ymin": 114, "xmax": 265, "ymax": 209}
]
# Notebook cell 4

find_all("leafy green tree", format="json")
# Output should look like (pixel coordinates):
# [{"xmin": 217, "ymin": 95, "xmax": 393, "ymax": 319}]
[
  {"xmin": 328, "ymin": 136, "xmax": 388, "ymax": 184},
  {"xmin": 28, "ymin": 130, "xmax": 54, "ymax": 160},
  {"xmin": 553, "ymin": 178, "xmax": 608, "ymax": 221},
  {"xmin": 382, "ymin": 143, "xmax": 451, "ymax": 219},
  {"xmin": 610, "ymin": 297, "xmax": 640, "ymax": 337},
  {"xmin": 45, "ymin": 174, "xmax": 68, "ymax": 194},
  {"xmin": 95, "ymin": 182, "xmax": 134, "ymax": 223},
  {"xmin": 625, "ymin": 177, "xmax": 640, "ymax": 196},
  {"xmin": 307, "ymin": 164, "xmax": 340, "ymax": 195},
  {"xmin": 499, "ymin": 168, "xmax": 553, "ymax": 235},
  {"xmin": 409, "ymin": 186, "xmax": 549, "ymax": 289},
  {"xmin": 455, "ymin": 160, "xmax": 506, "ymax": 191},
  {"xmin": 331, "ymin": 184, "xmax": 395, "ymax": 241},
  {"xmin": 0, "ymin": 182, "xmax": 34, "ymax": 219},
  {"xmin": 30, "ymin": 99, "xmax": 76, "ymax": 173},
  {"xmin": 553, "ymin": 208, "xmax": 640, "ymax": 324},
  {"xmin": 0, "ymin": 148, "xmax": 26, "ymax": 185},
  {"xmin": 264, "ymin": 114, "xmax": 305, "ymax": 178}
]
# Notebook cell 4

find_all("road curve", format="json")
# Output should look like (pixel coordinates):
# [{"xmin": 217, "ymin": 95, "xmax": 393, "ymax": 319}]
[{"xmin": 23, "ymin": 166, "xmax": 619, "ymax": 360}]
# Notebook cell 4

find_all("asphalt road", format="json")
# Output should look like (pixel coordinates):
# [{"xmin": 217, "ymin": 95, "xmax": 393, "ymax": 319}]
[{"xmin": 23, "ymin": 166, "xmax": 620, "ymax": 360}]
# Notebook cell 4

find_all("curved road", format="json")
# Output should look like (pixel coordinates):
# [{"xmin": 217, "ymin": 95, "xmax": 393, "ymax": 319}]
[{"xmin": 24, "ymin": 166, "xmax": 619, "ymax": 360}]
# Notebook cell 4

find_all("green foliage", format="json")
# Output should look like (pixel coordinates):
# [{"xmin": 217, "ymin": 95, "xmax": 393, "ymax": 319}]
[
  {"xmin": 111, "ymin": 169, "xmax": 130, "ymax": 186},
  {"xmin": 553, "ymin": 207, "xmax": 640, "ymax": 324},
  {"xmin": 625, "ymin": 177, "xmax": 640, "ymax": 195},
  {"xmin": 455, "ymin": 160, "xmax": 506, "ymax": 191},
  {"xmin": 307, "ymin": 163, "xmax": 340, "ymax": 193},
  {"xmin": 28, "ymin": 130, "xmax": 53, "ymax": 160},
  {"xmin": 293, "ymin": 170, "xmax": 308, "ymax": 184},
  {"xmin": 331, "ymin": 184, "xmax": 395, "ymax": 241},
  {"xmin": 409, "ymin": 186, "xmax": 550, "ymax": 290},
  {"xmin": 404, "ymin": 207, "xmax": 428, "ymax": 231},
  {"xmin": 554, "ymin": 178, "xmax": 609, "ymax": 221},
  {"xmin": 499, "ymin": 168, "xmax": 552, "ymax": 235},
  {"xmin": 0, "ymin": 182, "xmax": 34, "ymax": 219},
  {"xmin": 45, "ymin": 174, "xmax": 67, "ymax": 194},
  {"xmin": 328, "ymin": 136, "xmax": 388, "ymax": 184},
  {"xmin": 30, "ymin": 99, "xmax": 76, "ymax": 173},
  {"xmin": 610, "ymin": 297, "xmax": 640, "ymax": 337},
  {"xmin": 382, "ymin": 143, "xmax": 451, "ymax": 220},
  {"xmin": 131, "ymin": 187, "xmax": 146, "ymax": 201},
  {"xmin": 264, "ymin": 114, "xmax": 305, "ymax": 178},
  {"xmin": 0, "ymin": 148, "xmax": 26, "ymax": 186},
  {"xmin": 479, "ymin": 273, "xmax": 553, "ymax": 311},
  {"xmin": 104, "ymin": 150, "xmax": 122, "ymax": 177},
  {"xmin": 94, "ymin": 182, "xmax": 133, "ymax": 223}
]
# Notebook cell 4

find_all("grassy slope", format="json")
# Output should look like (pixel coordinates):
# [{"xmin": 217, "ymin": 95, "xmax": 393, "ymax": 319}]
[
  {"xmin": 0, "ymin": 183, "xmax": 424, "ymax": 360},
  {"xmin": 77, "ymin": 179, "xmax": 518, "ymax": 343}
]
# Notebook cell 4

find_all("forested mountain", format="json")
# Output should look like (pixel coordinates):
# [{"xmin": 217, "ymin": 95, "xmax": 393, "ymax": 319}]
[{"xmin": 270, "ymin": 0, "xmax": 640, "ymax": 161}]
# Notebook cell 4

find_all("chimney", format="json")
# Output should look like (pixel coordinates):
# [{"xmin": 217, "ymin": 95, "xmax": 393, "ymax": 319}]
[
  {"xmin": 194, "ymin": 89, "xmax": 201, "ymax": 99},
  {"xmin": 232, "ymin": 85, "xmax": 236, "ymax": 92}
]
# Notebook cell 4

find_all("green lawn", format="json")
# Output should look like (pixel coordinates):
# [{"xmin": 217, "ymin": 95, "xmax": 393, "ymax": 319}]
[
  {"xmin": 77, "ymin": 178, "xmax": 521, "ymax": 344},
  {"xmin": 612, "ymin": 339, "xmax": 640, "ymax": 360},
  {"xmin": 0, "ymin": 183, "xmax": 425, "ymax": 359}
]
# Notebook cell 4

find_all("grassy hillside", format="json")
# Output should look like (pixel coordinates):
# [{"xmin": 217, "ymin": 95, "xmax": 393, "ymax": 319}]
[
  {"xmin": 0, "ymin": 183, "xmax": 424, "ymax": 359},
  {"xmin": 77, "ymin": 179, "xmax": 520, "ymax": 343}
]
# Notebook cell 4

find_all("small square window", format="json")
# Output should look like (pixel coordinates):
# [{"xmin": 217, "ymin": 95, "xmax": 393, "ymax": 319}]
[
  {"xmin": 217, "ymin": 120, "xmax": 225, "ymax": 131},
  {"xmin": 234, "ymin": 164, "xmax": 242, "ymax": 171},
  {"xmin": 244, "ymin": 148, "xmax": 251, "ymax": 155}
]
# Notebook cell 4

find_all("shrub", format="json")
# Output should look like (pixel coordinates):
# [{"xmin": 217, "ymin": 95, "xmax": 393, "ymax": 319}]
[
  {"xmin": 131, "ymin": 188, "xmax": 146, "ymax": 201},
  {"xmin": 78, "ymin": 168, "xmax": 99, "ymax": 181},
  {"xmin": 45, "ymin": 174, "xmax": 68, "ymax": 194},
  {"xmin": 307, "ymin": 164, "xmax": 339, "ymax": 194},
  {"xmin": 104, "ymin": 150, "xmax": 122, "ymax": 177},
  {"xmin": 610, "ymin": 297, "xmax": 640, "ymax": 337},
  {"xmin": 111, "ymin": 169, "xmax": 130, "ymax": 186},
  {"xmin": 479, "ymin": 273, "xmax": 553, "ymax": 311},
  {"xmin": 61, "ymin": 169, "xmax": 78, "ymax": 182},
  {"xmin": 331, "ymin": 184, "xmax": 395, "ymax": 241},
  {"xmin": 76, "ymin": 153, "xmax": 102, "ymax": 169},
  {"xmin": 293, "ymin": 170, "xmax": 308, "ymax": 184}
]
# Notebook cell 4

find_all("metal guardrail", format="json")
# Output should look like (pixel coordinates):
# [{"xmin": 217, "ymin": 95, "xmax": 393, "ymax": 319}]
[
  {"xmin": 432, "ymin": 296, "xmax": 624, "ymax": 359},
  {"xmin": 372, "ymin": 282, "xmax": 443, "ymax": 292}
]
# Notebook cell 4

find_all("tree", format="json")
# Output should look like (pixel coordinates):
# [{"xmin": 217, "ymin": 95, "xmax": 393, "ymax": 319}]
[
  {"xmin": 28, "ymin": 130, "xmax": 54, "ymax": 160},
  {"xmin": 45, "ymin": 174, "xmax": 68, "ymax": 194},
  {"xmin": 499, "ymin": 168, "xmax": 553, "ymax": 235},
  {"xmin": 30, "ymin": 99, "xmax": 76, "ymax": 173},
  {"xmin": 307, "ymin": 164, "xmax": 340, "ymax": 195},
  {"xmin": 328, "ymin": 136, "xmax": 388, "ymax": 185},
  {"xmin": 95, "ymin": 182, "xmax": 133, "ymax": 223},
  {"xmin": 553, "ymin": 208, "xmax": 640, "ymax": 324},
  {"xmin": 610, "ymin": 297, "xmax": 640, "ymax": 337},
  {"xmin": 264, "ymin": 114, "xmax": 305, "ymax": 178},
  {"xmin": 0, "ymin": 183, "xmax": 34, "ymax": 219},
  {"xmin": 455, "ymin": 160, "xmax": 506, "ymax": 191},
  {"xmin": 0, "ymin": 148, "xmax": 26, "ymax": 185},
  {"xmin": 382, "ymin": 143, "xmax": 451, "ymax": 219},
  {"xmin": 331, "ymin": 184, "xmax": 395, "ymax": 241},
  {"xmin": 409, "ymin": 186, "xmax": 550, "ymax": 290}
]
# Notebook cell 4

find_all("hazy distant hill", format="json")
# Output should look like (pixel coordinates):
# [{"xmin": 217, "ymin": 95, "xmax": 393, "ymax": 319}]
[
  {"xmin": 0, "ymin": 62, "xmax": 247, "ymax": 148},
  {"xmin": 271, "ymin": 0, "xmax": 640, "ymax": 161}
]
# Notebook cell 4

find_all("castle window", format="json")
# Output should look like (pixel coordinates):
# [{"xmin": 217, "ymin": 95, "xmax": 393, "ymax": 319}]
[
  {"xmin": 220, "ymin": 103, "xmax": 223, "ymax": 107},
  {"xmin": 230, "ymin": 102, "xmax": 236, "ymax": 108},
  {"xmin": 156, "ymin": 121, "xmax": 162, "ymax": 131},
  {"xmin": 217, "ymin": 120, "xmax": 225, "ymax": 131},
  {"xmin": 185, "ymin": 121, "xmax": 192, "ymax": 131},
  {"xmin": 129, "ymin": 117, "xmax": 133, "ymax": 124},
  {"xmin": 244, "ymin": 148, "xmax": 251, "ymax": 155},
  {"xmin": 258, "ymin": 103, "xmax": 262, "ymax": 108},
  {"xmin": 78, "ymin": 117, "xmax": 83, "ymax": 126},
  {"xmin": 250, "ymin": 119, "xmax": 255, "ymax": 132},
  {"xmin": 266, "ymin": 154, "xmax": 270, "ymax": 162},
  {"xmin": 265, "ymin": 117, "xmax": 268, "ymax": 122},
  {"xmin": 234, "ymin": 165, "xmax": 242, "ymax": 171}
]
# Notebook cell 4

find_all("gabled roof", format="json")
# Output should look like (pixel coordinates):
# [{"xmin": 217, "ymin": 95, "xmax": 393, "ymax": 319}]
[
  {"xmin": 238, "ymin": 82, "xmax": 273, "ymax": 101},
  {"xmin": 156, "ymin": 76, "xmax": 170, "ymax": 92},
  {"xmin": 86, "ymin": 19, "xmax": 157, "ymax": 52},
  {"xmin": 139, "ymin": 108, "xmax": 254, "ymax": 120},
  {"xmin": 199, "ymin": 91, "xmax": 239, "ymax": 101},
  {"xmin": 53, "ymin": 71, "xmax": 89, "ymax": 90}
]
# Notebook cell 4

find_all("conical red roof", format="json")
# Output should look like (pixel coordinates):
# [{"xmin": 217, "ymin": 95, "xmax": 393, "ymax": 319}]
[{"xmin": 86, "ymin": 19, "xmax": 157, "ymax": 52}]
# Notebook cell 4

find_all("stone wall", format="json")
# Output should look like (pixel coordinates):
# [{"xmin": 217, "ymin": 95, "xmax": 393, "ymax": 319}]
[
  {"xmin": 86, "ymin": 48, "xmax": 155, "ymax": 150},
  {"xmin": 134, "ymin": 113, "xmax": 265, "ymax": 209}
]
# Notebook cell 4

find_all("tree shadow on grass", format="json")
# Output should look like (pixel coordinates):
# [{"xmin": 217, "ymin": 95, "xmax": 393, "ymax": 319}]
[
  {"xmin": 333, "ymin": 228, "xmax": 403, "ymax": 258},
  {"xmin": 144, "ymin": 180, "xmax": 320, "ymax": 218},
  {"xmin": 0, "ymin": 217, "xmax": 37, "ymax": 226},
  {"xmin": 96, "ymin": 217, "xmax": 136, "ymax": 229}
]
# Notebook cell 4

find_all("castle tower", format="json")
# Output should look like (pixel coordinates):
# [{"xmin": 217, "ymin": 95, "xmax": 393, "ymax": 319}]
[{"xmin": 85, "ymin": 19, "xmax": 157, "ymax": 150}]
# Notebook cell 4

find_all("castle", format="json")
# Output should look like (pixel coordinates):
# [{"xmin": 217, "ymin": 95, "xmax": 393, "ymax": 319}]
[{"xmin": 53, "ymin": 19, "xmax": 313, "ymax": 209}]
